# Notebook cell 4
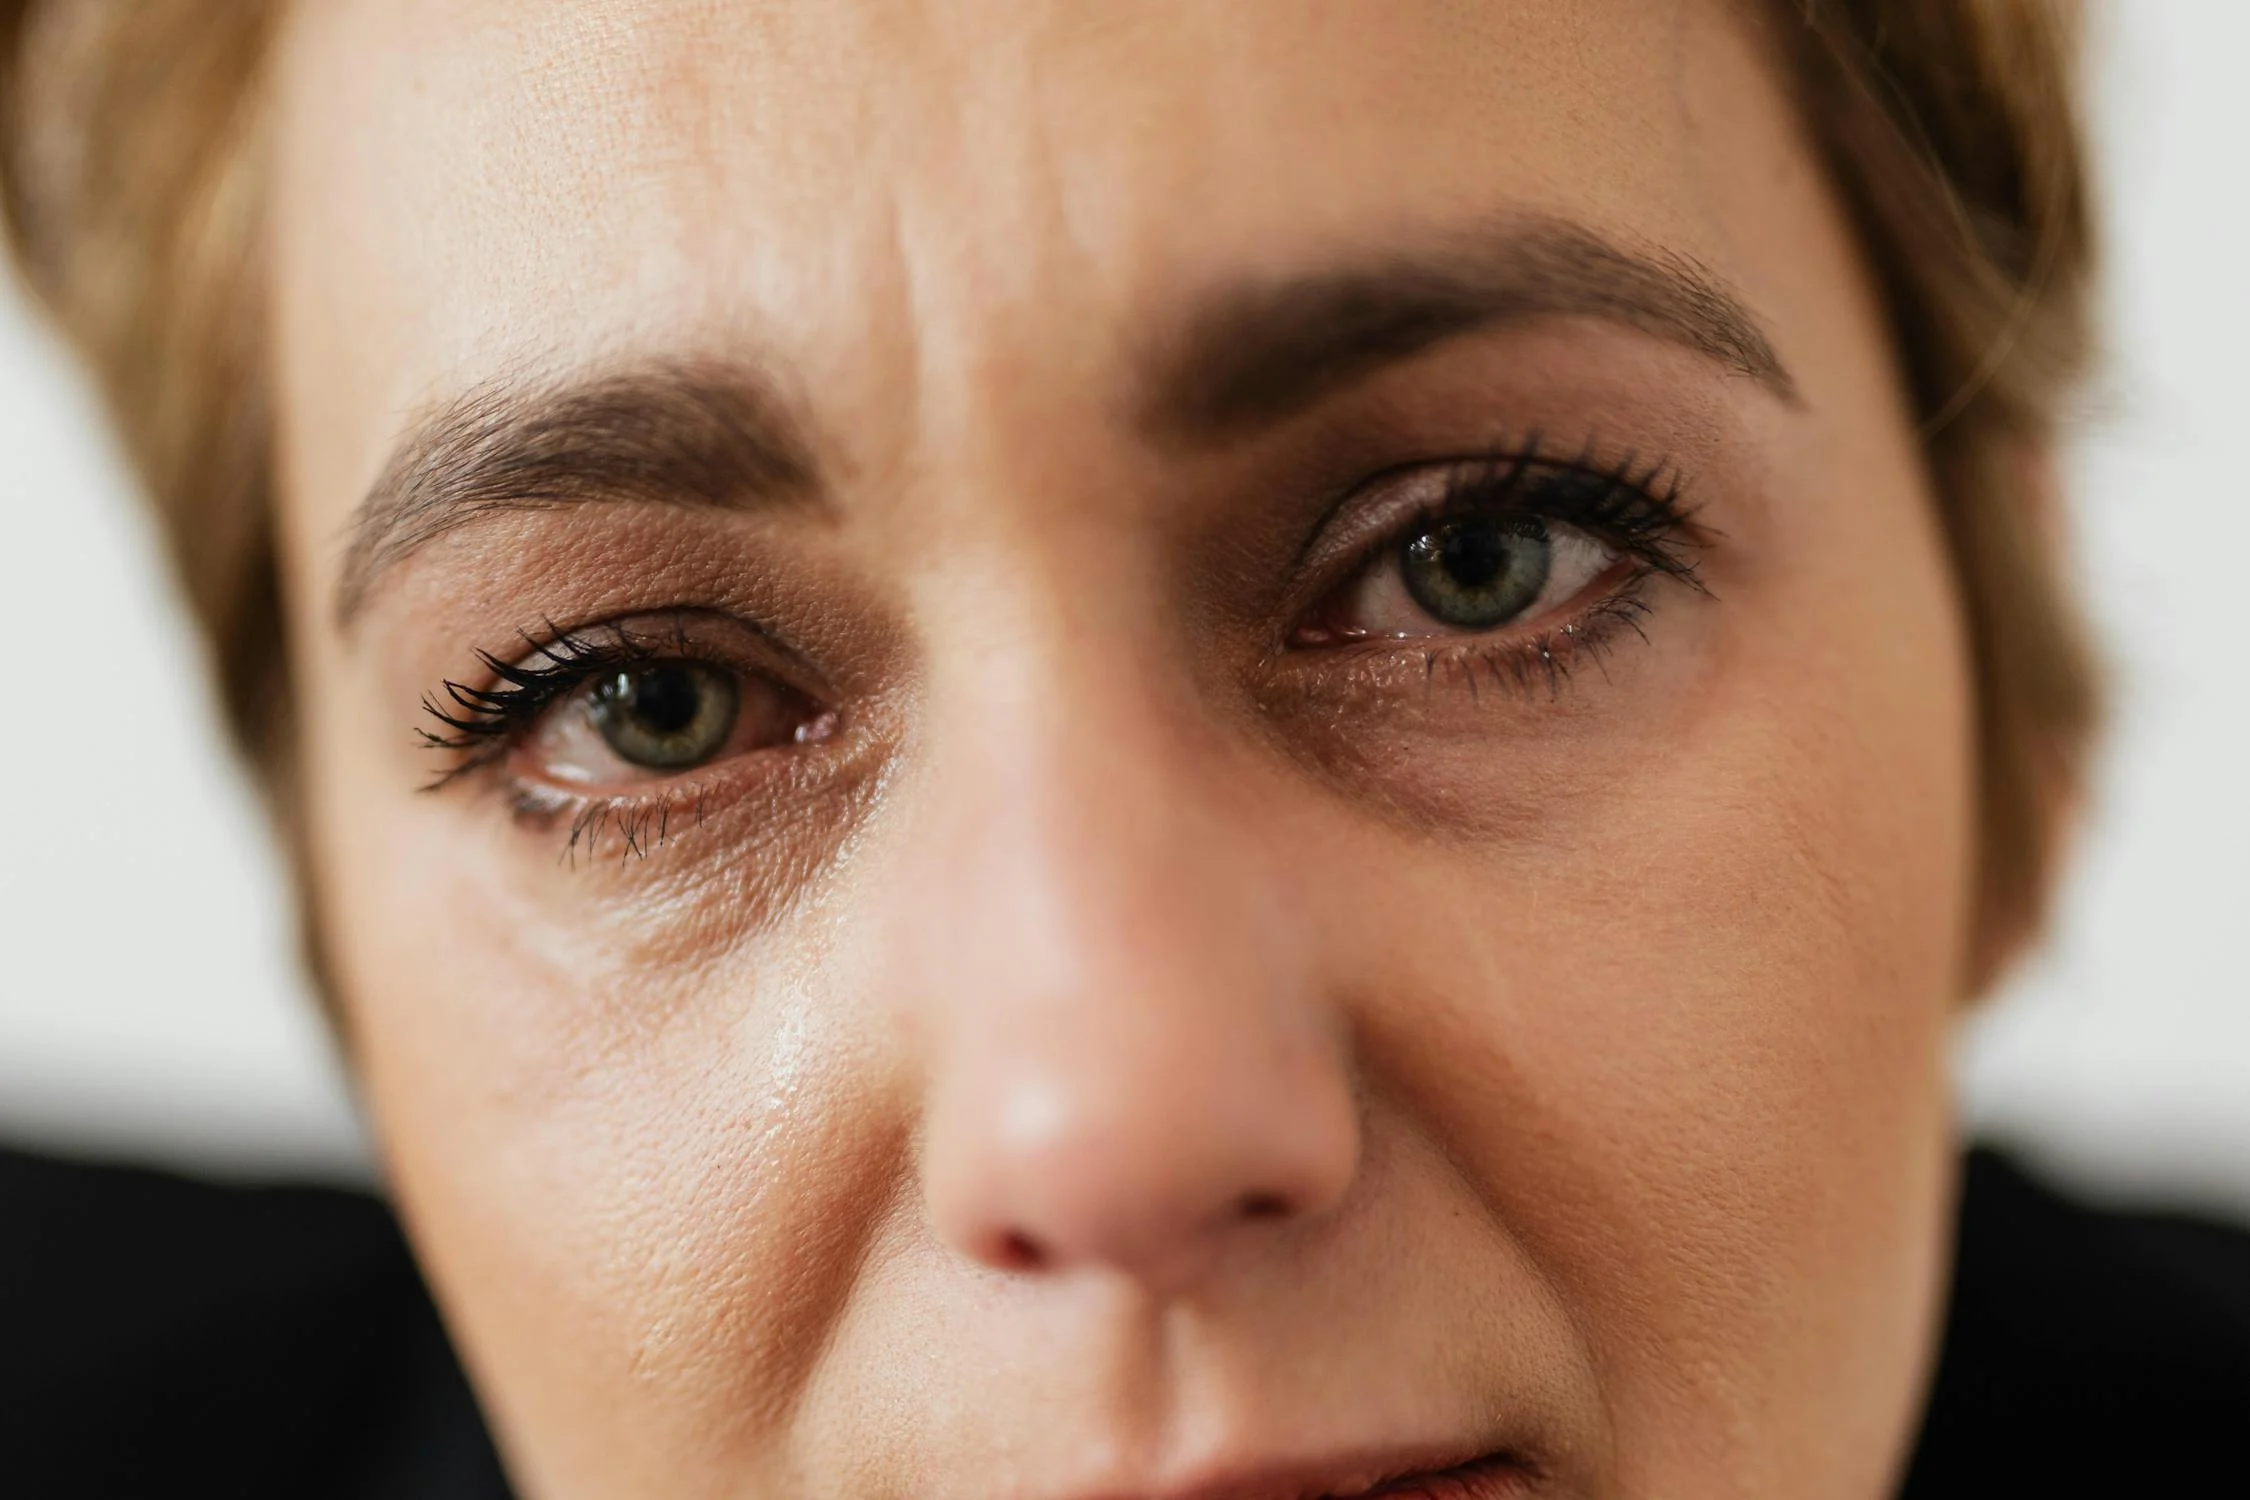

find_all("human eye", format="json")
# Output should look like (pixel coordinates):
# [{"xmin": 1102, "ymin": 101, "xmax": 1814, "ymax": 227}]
[
  {"xmin": 419, "ymin": 616, "xmax": 838, "ymax": 851},
  {"xmin": 1287, "ymin": 447, "xmax": 1708, "ymax": 692}
]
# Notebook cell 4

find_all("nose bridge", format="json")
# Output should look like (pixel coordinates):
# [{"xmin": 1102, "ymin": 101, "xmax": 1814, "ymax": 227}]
[{"xmin": 903, "ymin": 621, "xmax": 1361, "ymax": 1293}]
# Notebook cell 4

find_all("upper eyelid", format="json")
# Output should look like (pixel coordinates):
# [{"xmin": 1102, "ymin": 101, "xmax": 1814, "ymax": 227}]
[
  {"xmin": 418, "ymin": 455, "xmax": 1695, "ymax": 716},
  {"xmin": 1293, "ymin": 449, "xmax": 1696, "ymax": 591},
  {"xmin": 458, "ymin": 610, "xmax": 813, "ymax": 697},
  {"xmin": 419, "ymin": 616, "xmax": 801, "ymax": 766}
]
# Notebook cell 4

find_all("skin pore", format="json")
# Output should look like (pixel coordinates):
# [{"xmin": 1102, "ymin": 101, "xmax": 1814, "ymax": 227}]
[{"xmin": 267, "ymin": 1, "xmax": 1977, "ymax": 1497}]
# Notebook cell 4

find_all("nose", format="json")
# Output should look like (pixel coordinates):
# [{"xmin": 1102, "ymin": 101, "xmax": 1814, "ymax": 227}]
[{"xmin": 904, "ymin": 669, "xmax": 1361, "ymax": 1297}]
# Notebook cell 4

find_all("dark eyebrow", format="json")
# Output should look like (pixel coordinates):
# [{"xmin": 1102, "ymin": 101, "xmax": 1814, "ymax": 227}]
[
  {"xmin": 335, "ymin": 359, "xmax": 819, "ymax": 626},
  {"xmin": 1139, "ymin": 216, "xmax": 1799, "ymax": 445},
  {"xmin": 335, "ymin": 223, "xmax": 1785, "ymax": 622}
]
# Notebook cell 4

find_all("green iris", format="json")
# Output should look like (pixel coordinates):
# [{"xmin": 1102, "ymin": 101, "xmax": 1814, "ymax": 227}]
[
  {"xmin": 1400, "ymin": 514, "xmax": 1554, "ymax": 629},
  {"xmin": 587, "ymin": 663, "xmax": 740, "ymax": 770}
]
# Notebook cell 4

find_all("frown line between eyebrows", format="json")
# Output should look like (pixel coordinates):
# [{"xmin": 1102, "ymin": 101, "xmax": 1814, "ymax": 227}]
[
  {"xmin": 334, "ymin": 359, "xmax": 823, "ymax": 629},
  {"xmin": 1138, "ymin": 215, "xmax": 1802, "ymax": 446},
  {"xmin": 332, "ymin": 219, "xmax": 1792, "ymax": 630}
]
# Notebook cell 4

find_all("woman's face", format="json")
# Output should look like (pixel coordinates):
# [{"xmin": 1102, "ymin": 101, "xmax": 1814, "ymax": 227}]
[{"xmin": 268, "ymin": 2, "xmax": 1975, "ymax": 1496}]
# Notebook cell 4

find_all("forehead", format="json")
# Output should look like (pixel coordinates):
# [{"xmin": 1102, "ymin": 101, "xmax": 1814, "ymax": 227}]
[{"xmin": 271, "ymin": 0, "xmax": 1807, "ymax": 498}]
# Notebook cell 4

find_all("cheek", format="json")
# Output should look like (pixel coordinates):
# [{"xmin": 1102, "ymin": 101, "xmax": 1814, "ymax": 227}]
[
  {"xmin": 293, "ymin": 649, "xmax": 902, "ymax": 1488},
  {"xmin": 335, "ymin": 878, "xmax": 912, "ymax": 1491},
  {"xmin": 1341, "ymin": 474, "xmax": 1974, "ymax": 1486}
]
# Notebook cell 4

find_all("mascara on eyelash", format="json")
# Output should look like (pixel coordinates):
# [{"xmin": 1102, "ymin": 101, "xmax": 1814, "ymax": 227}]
[
  {"xmin": 1415, "ymin": 447, "xmax": 1711, "ymax": 589},
  {"xmin": 1280, "ymin": 442, "xmax": 1718, "ymax": 713},
  {"xmin": 419, "ymin": 447, "xmax": 1713, "ymax": 788},
  {"xmin": 1304, "ymin": 445, "xmax": 1711, "ymax": 646},
  {"xmin": 417, "ymin": 622, "xmax": 681, "ymax": 789}
]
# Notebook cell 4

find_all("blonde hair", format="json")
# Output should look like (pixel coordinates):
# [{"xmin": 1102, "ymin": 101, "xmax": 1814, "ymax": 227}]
[{"xmin": 0, "ymin": 0, "xmax": 2099, "ymax": 983}]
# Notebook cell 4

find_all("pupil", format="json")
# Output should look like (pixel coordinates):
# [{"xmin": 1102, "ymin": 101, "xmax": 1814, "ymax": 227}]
[
  {"xmin": 587, "ymin": 659, "xmax": 742, "ymax": 771},
  {"xmin": 623, "ymin": 666, "xmax": 703, "ymax": 736},
  {"xmin": 1440, "ymin": 523, "xmax": 1511, "ymax": 588}
]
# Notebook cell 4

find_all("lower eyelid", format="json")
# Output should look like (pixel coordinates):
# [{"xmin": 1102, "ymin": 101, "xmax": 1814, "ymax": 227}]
[
  {"xmin": 1262, "ymin": 565, "xmax": 1668, "ymax": 719},
  {"xmin": 496, "ymin": 747, "xmax": 789, "ymax": 862},
  {"xmin": 1288, "ymin": 469, "xmax": 1699, "ymax": 648},
  {"xmin": 1303, "ymin": 540, "xmax": 1632, "ymax": 648},
  {"xmin": 516, "ymin": 683, "xmax": 830, "ymax": 794}
]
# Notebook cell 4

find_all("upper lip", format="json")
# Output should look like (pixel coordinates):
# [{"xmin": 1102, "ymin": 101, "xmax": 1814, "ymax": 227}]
[{"xmin": 1062, "ymin": 1442, "xmax": 1535, "ymax": 1500}]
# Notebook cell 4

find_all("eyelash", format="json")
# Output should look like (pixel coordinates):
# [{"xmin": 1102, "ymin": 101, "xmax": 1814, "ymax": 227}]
[
  {"xmin": 417, "ymin": 446, "xmax": 1709, "ymax": 851},
  {"xmin": 1295, "ymin": 443, "xmax": 1709, "ymax": 692},
  {"xmin": 1330, "ymin": 444, "xmax": 1703, "ymax": 588},
  {"xmin": 421, "ymin": 623, "xmax": 757, "ymax": 861},
  {"xmin": 420, "ymin": 621, "xmax": 696, "ymax": 786}
]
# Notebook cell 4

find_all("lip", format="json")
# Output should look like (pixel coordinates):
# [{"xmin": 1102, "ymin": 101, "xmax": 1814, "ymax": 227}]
[
  {"xmin": 1073, "ymin": 1445, "xmax": 1539, "ymax": 1500},
  {"xmin": 1343, "ymin": 1452, "xmax": 1537, "ymax": 1499}
]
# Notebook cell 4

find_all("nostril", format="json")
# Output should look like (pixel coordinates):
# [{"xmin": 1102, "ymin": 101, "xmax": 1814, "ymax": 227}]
[
  {"xmin": 1238, "ymin": 1191, "xmax": 1292, "ymax": 1221},
  {"xmin": 993, "ymin": 1229, "xmax": 1048, "ymax": 1271}
]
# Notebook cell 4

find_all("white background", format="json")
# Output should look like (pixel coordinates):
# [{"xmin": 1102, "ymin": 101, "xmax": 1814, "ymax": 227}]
[{"xmin": 0, "ymin": 5, "xmax": 2245, "ymax": 1208}]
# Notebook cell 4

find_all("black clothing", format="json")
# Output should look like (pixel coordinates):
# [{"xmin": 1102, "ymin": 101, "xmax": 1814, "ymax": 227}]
[
  {"xmin": 0, "ymin": 1148, "xmax": 508, "ymax": 1500},
  {"xmin": 1900, "ymin": 1150, "xmax": 2250, "ymax": 1495},
  {"xmin": 2, "ymin": 1145, "xmax": 2245, "ymax": 1498}
]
